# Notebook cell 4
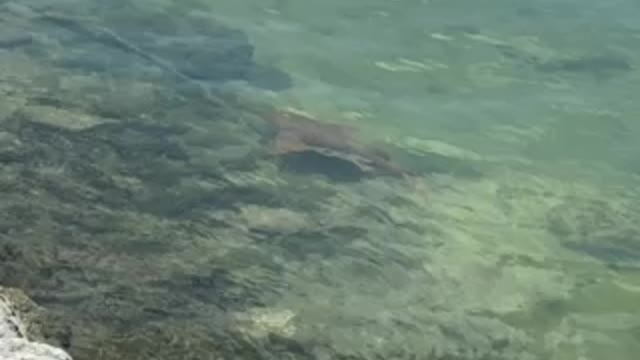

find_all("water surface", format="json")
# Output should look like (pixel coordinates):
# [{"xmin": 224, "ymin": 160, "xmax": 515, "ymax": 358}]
[{"xmin": 1, "ymin": 0, "xmax": 639, "ymax": 359}]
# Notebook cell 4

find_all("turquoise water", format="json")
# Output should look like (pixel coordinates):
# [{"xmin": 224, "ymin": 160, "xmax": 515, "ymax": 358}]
[{"xmin": 1, "ymin": 0, "xmax": 639, "ymax": 359}]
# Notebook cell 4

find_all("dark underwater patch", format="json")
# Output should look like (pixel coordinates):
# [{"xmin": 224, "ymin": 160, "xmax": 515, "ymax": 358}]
[
  {"xmin": 536, "ymin": 54, "xmax": 632, "ymax": 76},
  {"xmin": 279, "ymin": 150, "xmax": 369, "ymax": 182},
  {"xmin": 565, "ymin": 241, "xmax": 640, "ymax": 270},
  {"xmin": 36, "ymin": 8, "xmax": 293, "ymax": 91}
]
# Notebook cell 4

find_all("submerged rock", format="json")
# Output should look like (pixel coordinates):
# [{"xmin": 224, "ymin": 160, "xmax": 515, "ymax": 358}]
[
  {"xmin": 231, "ymin": 307, "xmax": 297, "ymax": 338},
  {"xmin": 238, "ymin": 205, "xmax": 311, "ymax": 235},
  {"xmin": 16, "ymin": 104, "xmax": 114, "ymax": 131},
  {"xmin": 547, "ymin": 196, "xmax": 640, "ymax": 270},
  {"xmin": 0, "ymin": 287, "xmax": 72, "ymax": 360},
  {"xmin": 263, "ymin": 108, "xmax": 412, "ymax": 181}
]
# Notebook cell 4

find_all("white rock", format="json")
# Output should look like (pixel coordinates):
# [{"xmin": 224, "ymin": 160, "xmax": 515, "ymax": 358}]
[
  {"xmin": 0, "ymin": 339, "xmax": 72, "ymax": 360},
  {"xmin": 0, "ymin": 289, "xmax": 72, "ymax": 360}
]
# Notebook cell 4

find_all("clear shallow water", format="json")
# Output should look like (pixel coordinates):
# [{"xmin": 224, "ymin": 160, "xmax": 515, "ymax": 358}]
[{"xmin": 0, "ymin": 0, "xmax": 639, "ymax": 359}]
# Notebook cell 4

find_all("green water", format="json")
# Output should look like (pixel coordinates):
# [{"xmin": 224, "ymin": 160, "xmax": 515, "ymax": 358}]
[{"xmin": 0, "ymin": 0, "xmax": 639, "ymax": 359}]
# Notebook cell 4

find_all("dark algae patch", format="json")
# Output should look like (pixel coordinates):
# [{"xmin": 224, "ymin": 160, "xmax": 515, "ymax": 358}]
[{"xmin": 536, "ymin": 54, "xmax": 632, "ymax": 77}]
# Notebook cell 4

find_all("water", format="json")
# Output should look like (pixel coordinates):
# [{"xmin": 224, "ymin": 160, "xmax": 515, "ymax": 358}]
[{"xmin": 0, "ymin": 0, "xmax": 639, "ymax": 359}]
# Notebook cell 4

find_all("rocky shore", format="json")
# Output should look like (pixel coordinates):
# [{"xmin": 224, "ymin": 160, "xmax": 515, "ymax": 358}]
[{"xmin": 0, "ymin": 287, "xmax": 72, "ymax": 360}]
